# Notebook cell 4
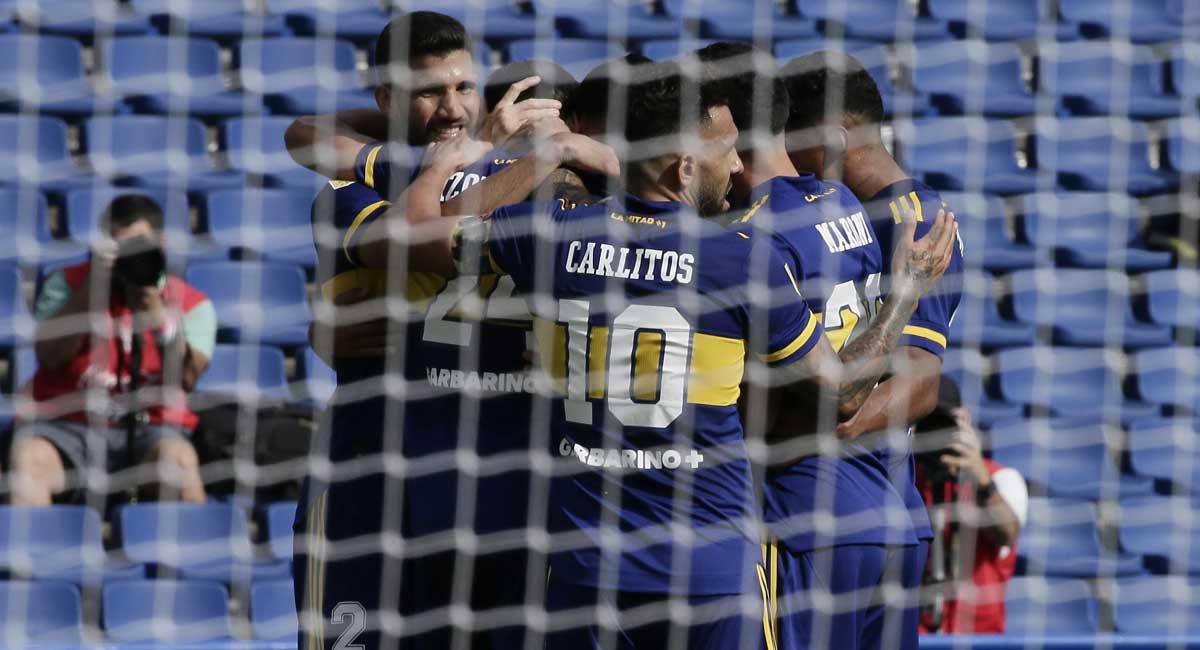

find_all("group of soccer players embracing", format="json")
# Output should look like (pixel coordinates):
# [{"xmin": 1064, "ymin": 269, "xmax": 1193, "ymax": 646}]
[{"xmin": 286, "ymin": 10, "xmax": 964, "ymax": 650}]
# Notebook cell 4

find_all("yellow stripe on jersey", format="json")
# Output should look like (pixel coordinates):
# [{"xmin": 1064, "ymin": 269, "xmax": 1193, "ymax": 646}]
[
  {"xmin": 320, "ymin": 268, "xmax": 444, "ymax": 305},
  {"xmin": 363, "ymin": 144, "xmax": 383, "ymax": 189},
  {"xmin": 769, "ymin": 541, "xmax": 779, "ymax": 640},
  {"xmin": 532, "ymin": 320, "xmax": 745, "ymax": 407},
  {"xmin": 737, "ymin": 194, "xmax": 771, "ymax": 223},
  {"xmin": 758, "ymin": 313, "xmax": 818, "ymax": 363},
  {"xmin": 757, "ymin": 564, "xmax": 778, "ymax": 650},
  {"xmin": 908, "ymin": 191, "xmax": 924, "ymax": 222},
  {"xmin": 341, "ymin": 199, "xmax": 390, "ymax": 265},
  {"xmin": 902, "ymin": 324, "xmax": 947, "ymax": 348}
]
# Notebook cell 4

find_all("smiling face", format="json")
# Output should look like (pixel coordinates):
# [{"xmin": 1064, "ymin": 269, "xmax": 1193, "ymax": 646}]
[
  {"xmin": 690, "ymin": 105, "xmax": 743, "ymax": 216},
  {"xmin": 377, "ymin": 49, "xmax": 482, "ymax": 147}
]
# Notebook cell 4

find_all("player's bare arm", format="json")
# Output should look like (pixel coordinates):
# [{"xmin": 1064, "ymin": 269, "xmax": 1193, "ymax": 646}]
[
  {"xmin": 284, "ymin": 109, "xmax": 390, "ymax": 180},
  {"xmin": 832, "ymin": 346, "xmax": 942, "ymax": 440}
]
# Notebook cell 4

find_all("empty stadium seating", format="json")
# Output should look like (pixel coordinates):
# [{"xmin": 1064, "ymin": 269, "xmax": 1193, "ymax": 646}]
[
  {"xmin": 1004, "ymin": 576, "xmax": 1098, "ymax": 634},
  {"xmin": 1143, "ymin": 269, "xmax": 1200, "ymax": 333},
  {"xmin": 238, "ymin": 37, "xmax": 365, "ymax": 114},
  {"xmin": 1058, "ymin": 0, "xmax": 1182, "ymax": 44},
  {"xmin": 1018, "ymin": 497, "xmax": 1142, "ymax": 577},
  {"xmin": 1043, "ymin": 42, "xmax": 1181, "ymax": 119},
  {"xmin": 896, "ymin": 118, "xmax": 1036, "ymax": 194},
  {"xmin": 84, "ymin": 115, "xmax": 244, "ymax": 191},
  {"xmin": 0, "ymin": 580, "xmax": 84, "ymax": 645},
  {"xmin": 795, "ymin": 0, "xmax": 948, "ymax": 42},
  {"xmin": 1009, "ymin": 269, "xmax": 1171, "ymax": 348},
  {"xmin": 1118, "ymin": 495, "xmax": 1200, "ymax": 574},
  {"xmin": 99, "ymin": 36, "xmax": 248, "ymax": 117},
  {"xmin": 1018, "ymin": 192, "xmax": 1173, "ymax": 271},
  {"xmin": 939, "ymin": 192, "xmax": 1036, "ymax": 273},
  {"xmin": 1112, "ymin": 575, "xmax": 1200, "ymax": 634},
  {"xmin": 222, "ymin": 116, "xmax": 328, "ymax": 190},
  {"xmin": 908, "ymin": 41, "xmax": 1037, "ymax": 117},
  {"xmin": 301, "ymin": 346, "xmax": 336, "ymax": 405},
  {"xmin": 185, "ymin": 261, "xmax": 312, "ymax": 347},
  {"xmin": 195, "ymin": 344, "xmax": 293, "ymax": 404},
  {"xmin": 0, "ymin": 506, "xmax": 143, "ymax": 583},
  {"xmin": 927, "ymin": 0, "xmax": 1076, "ymax": 42},
  {"xmin": 530, "ymin": 0, "xmax": 678, "ymax": 43},
  {"xmin": 103, "ymin": 579, "xmax": 233, "ymax": 643},
  {"xmin": 0, "ymin": 115, "xmax": 92, "ymax": 190},
  {"xmin": 1033, "ymin": 118, "xmax": 1178, "ymax": 196},
  {"xmin": 661, "ymin": 0, "xmax": 818, "ymax": 42},
  {"xmin": 0, "ymin": 34, "xmax": 98, "ymax": 115},
  {"xmin": 506, "ymin": 38, "xmax": 622, "ymax": 80},
  {"xmin": 204, "ymin": 188, "xmax": 317, "ymax": 267},
  {"xmin": 250, "ymin": 579, "xmax": 299, "ymax": 641},
  {"xmin": 130, "ymin": 0, "xmax": 287, "ymax": 40},
  {"xmin": 948, "ymin": 270, "xmax": 1034, "ymax": 349}
]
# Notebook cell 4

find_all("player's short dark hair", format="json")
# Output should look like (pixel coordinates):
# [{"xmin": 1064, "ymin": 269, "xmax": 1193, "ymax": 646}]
[
  {"xmin": 623, "ymin": 60, "xmax": 726, "ymax": 149},
  {"xmin": 374, "ymin": 12, "xmax": 472, "ymax": 85},
  {"xmin": 696, "ymin": 42, "xmax": 789, "ymax": 137},
  {"xmin": 779, "ymin": 50, "xmax": 884, "ymax": 132},
  {"xmin": 101, "ymin": 194, "xmax": 164, "ymax": 232},
  {"xmin": 484, "ymin": 59, "xmax": 577, "ymax": 115},
  {"xmin": 574, "ymin": 53, "xmax": 652, "ymax": 127}
]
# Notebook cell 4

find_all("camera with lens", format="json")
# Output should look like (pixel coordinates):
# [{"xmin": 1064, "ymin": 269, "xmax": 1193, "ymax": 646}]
[
  {"xmin": 109, "ymin": 235, "xmax": 166, "ymax": 302},
  {"xmin": 912, "ymin": 376, "xmax": 963, "ymax": 486}
]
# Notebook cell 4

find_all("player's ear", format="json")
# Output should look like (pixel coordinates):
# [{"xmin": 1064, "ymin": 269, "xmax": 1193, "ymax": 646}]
[
  {"xmin": 821, "ymin": 126, "xmax": 848, "ymax": 180},
  {"xmin": 677, "ymin": 153, "xmax": 696, "ymax": 189},
  {"xmin": 374, "ymin": 85, "xmax": 392, "ymax": 114}
]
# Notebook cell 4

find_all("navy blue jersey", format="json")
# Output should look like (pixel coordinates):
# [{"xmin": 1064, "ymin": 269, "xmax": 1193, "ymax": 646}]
[
  {"xmin": 483, "ymin": 193, "xmax": 823, "ymax": 596},
  {"xmin": 354, "ymin": 141, "xmax": 519, "ymax": 202},
  {"xmin": 311, "ymin": 164, "xmax": 535, "ymax": 536},
  {"xmin": 862, "ymin": 178, "xmax": 965, "ymax": 542},
  {"xmin": 745, "ymin": 175, "xmax": 916, "ymax": 554}
]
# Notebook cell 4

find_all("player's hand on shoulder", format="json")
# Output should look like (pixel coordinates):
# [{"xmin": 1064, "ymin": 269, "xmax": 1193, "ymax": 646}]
[
  {"xmin": 477, "ymin": 75, "xmax": 562, "ymax": 150},
  {"xmin": 548, "ymin": 132, "xmax": 620, "ymax": 178},
  {"xmin": 890, "ymin": 207, "xmax": 957, "ymax": 296}
]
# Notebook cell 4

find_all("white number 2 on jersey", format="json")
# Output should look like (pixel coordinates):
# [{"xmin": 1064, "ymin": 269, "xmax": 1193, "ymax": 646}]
[{"xmin": 823, "ymin": 273, "xmax": 881, "ymax": 353}]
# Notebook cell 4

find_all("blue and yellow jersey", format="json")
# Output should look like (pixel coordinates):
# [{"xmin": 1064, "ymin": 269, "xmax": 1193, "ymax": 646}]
[
  {"xmin": 863, "ymin": 178, "xmax": 965, "ymax": 543},
  {"xmin": 863, "ymin": 178, "xmax": 964, "ymax": 358},
  {"xmin": 354, "ymin": 141, "xmax": 519, "ymax": 202},
  {"xmin": 311, "ymin": 160, "xmax": 535, "ymax": 536},
  {"xmin": 742, "ymin": 175, "xmax": 917, "ymax": 554},
  {"xmin": 484, "ymin": 193, "xmax": 823, "ymax": 596}
]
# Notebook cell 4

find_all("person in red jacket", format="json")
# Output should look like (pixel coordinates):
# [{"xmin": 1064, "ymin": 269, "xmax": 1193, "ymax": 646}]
[
  {"xmin": 915, "ymin": 377, "xmax": 1028, "ymax": 634},
  {"xmin": 9, "ymin": 195, "xmax": 215, "ymax": 505}
]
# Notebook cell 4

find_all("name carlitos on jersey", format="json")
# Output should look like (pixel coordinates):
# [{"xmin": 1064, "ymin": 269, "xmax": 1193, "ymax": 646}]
[
  {"xmin": 813, "ymin": 211, "xmax": 874, "ymax": 254},
  {"xmin": 565, "ymin": 240, "xmax": 695, "ymax": 285}
]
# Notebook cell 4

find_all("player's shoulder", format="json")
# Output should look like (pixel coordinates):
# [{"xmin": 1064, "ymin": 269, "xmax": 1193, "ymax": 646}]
[{"xmin": 863, "ymin": 178, "xmax": 947, "ymax": 227}]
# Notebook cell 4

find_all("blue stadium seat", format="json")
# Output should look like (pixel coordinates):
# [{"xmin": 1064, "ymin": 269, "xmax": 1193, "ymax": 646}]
[
  {"xmin": 1113, "ymin": 575, "xmax": 1200, "ymax": 634},
  {"xmin": 1143, "ymin": 269, "xmax": 1200, "ymax": 331},
  {"xmin": 0, "ymin": 581, "xmax": 84, "ymax": 644},
  {"xmin": 1018, "ymin": 497, "xmax": 1142, "ymax": 577},
  {"xmin": 263, "ymin": 501, "xmax": 297, "ymax": 562},
  {"xmin": 1018, "ymin": 192, "xmax": 1173, "ymax": 272},
  {"xmin": 0, "ymin": 115, "xmax": 92, "ymax": 190},
  {"xmin": 640, "ymin": 38, "xmax": 720, "ymax": 62},
  {"xmin": 251, "ymin": 579, "xmax": 299, "ymax": 641},
  {"xmin": 948, "ymin": 270, "xmax": 1033, "ymax": 349},
  {"xmin": 83, "ymin": 116, "xmax": 244, "ymax": 191},
  {"xmin": 0, "ymin": 34, "xmax": 98, "ymax": 116},
  {"xmin": 238, "ymin": 37, "xmax": 364, "ymax": 115},
  {"xmin": 796, "ymin": 0, "xmax": 948, "ymax": 42},
  {"xmin": 909, "ymin": 41, "xmax": 1037, "ymax": 117},
  {"xmin": 14, "ymin": 0, "xmax": 151, "ymax": 37},
  {"xmin": 926, "ymin": 0, "xmax": 1077, "ymax": 41},
  {"xmin": 222, "ymin": 116, "xmax": 327, "ymax": 190},
  {"xmin": 10, "ymin": 346, "xmax": 37, "ymax": 391},
  {"xmin": 271, "ymin": 0, "xmax": 393, "ymax": 41},
  {"xmin": 1164, "ymin": 118, "xmax": 1200, "ymax": 175},
  {"xmin": 1168, "ymin": 45, "xmax": 1200, "ymax": 114},
  {"xmin": 1004, "ymin": 577, "xmax": 1098, "ymax": 634},
  {"xmin": 130, "ymin": 0, "xmax": 286, "ymax": 39},
  {"xmin": 1043, "ymin": 42, "xmax": 1179, "ymax": 119},
  {"xmin": 1009, "ymin": 269, "xmax": 1171, "ymax": 349},
  {"xmin": 661, "ymin": 0, "xmax": 818, "ymax": 41},
  {"xmin": 0, "ymin": 187, "xmax": 85, "ymax": 269},
  {"xmin": 1133, "ymin": 347, "xmax": 1200, "ymax": 414},
  {"xmin": 942, "ymin": 348, "xmax": 1022, "ymax": 427},
  {"xmin": 1118, "ymin": 496, "xmax": 1200, "ymax": 574},
  {"xmin": 0, "ymin": 265, "xmax": 32, "ymax": 347},
  {"xmin": 994, "ymin": 346, "xmax": 1131, "ymax": 419},
  {"xmin": 118, "ymin": 502, "xmax": 289, "ymax": 582},
  {"xmin": 0, "ymin": 506, "xmax": 143, "ymax": 583},
  {"xmin": 204, "ymin": 188, "xmax": 317, "ymax": 268},
  {"xmin": 990, "ymin": 417, "xmax": 1152, "ymax": 500},
  {"xmin": 1033, "ymin": 118, "xmax": 1178, "ymax": 196},
  {"xmin": 529, "ymin": 0, "xmax": 678, "ymax": 42},
  {"xmin": 896, "ymin": 118, "xmax": 1035, "ymax": 194},
  {"xmin": 939, "ymin": 192, "xmax": 1035, "ymax": 273},
  {"xmin": 100, "ymin": 36, "xmax": 248, "ymax": 117},
  {"xmin": 506, "ymin": 39, "xmax": 623, "ymax": 81},
  {"xmin": 195, "ymin": 344, "xmax": 292, "ymax": 404},
  {"xmin": 773, "ymin": 37, "xmax": 876, "ymax": 61},
  {"xmin": 185, "ymin": 261, "xmax": 312, "ymax": 346},
  {"xmin": 301, "ymin": 346, "xmax": 335, "ymax": 406},
  {"xmin": 1127, "ymin": 416, "xmax": 1200, "ymax": 489},
  {"xmin": 64, "ymin": 186, "xmax": 226, "ymax": 266},
  {"xmin": 103, "ymin": 579, "xmax": 233, "ymax": 643},
  {"xmin": 396, "ymin": 0, "xmax": 539, "ymax": 44},
  {"xmin": 1059, "ymin": 0, "xmax": 1181, "ymax": 43}
]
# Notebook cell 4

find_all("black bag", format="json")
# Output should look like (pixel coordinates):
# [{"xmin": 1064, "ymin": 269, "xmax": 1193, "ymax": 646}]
[{"xmin": 193, "ymin": 402, "xmax": 317, "ymax": 502}]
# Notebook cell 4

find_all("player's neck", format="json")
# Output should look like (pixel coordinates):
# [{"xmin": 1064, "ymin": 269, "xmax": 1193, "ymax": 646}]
[
  {"xmin": 627, "ymin": 179, "xmax": 688, "ymax": 207},
  {"xmin": 744, "ymin": 146, "xmax": 798, "ymax": 188},
  {"xmin": 842, "ymin": 144, "xmax": 909, "ymax": 201}
]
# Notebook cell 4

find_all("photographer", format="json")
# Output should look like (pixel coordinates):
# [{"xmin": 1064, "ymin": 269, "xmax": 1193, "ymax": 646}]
[
  {"xmin": 9, "ymin": 195, "xmax": 214, "ymax": 505},
  {"xmin": 915, "ymin": 377, "xmax": 1028, "ymax": 634}
]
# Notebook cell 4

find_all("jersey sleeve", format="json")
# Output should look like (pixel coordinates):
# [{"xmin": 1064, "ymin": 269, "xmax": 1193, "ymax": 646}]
[
  {"xmin": 328, "ymin": 182, "xmax": 391, "ymax": 269},
  {"xmin": 181, "ymin": 298, "xmax": 217, "ymax": 359},
  {"xmin": 34, "ymin": 270, "xmax": 73, "ymax": 320},
  {"xmin": 484, "ymin": 199, "xmax": 567, "ymax": 288},
  {"xmin": 749, "ymin": 236, "xmax": 825, "ymax": 368},
  {"xmin": 899, "ymin": 206, "xmax": 963, "ymax": 358},
  {"xmin": 354, "ymin": 142, "xmax": 418, "ymax": 199}
]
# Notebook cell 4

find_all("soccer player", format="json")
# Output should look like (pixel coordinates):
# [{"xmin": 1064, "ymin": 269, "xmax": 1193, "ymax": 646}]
[
  {"xmin": 378, "ymin": 61, "xmax": 957, "ymax": 649},
  {"xmin": 295, "ymin": 12, "xmax": 612, "ymax": 649},
  {"xmin": 698, "ymin": 42, "xmax": 932, "ymax": 650},
  {"xmin": 781, "ymin": 50, "xmax": 966, "ymax": 649}
]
